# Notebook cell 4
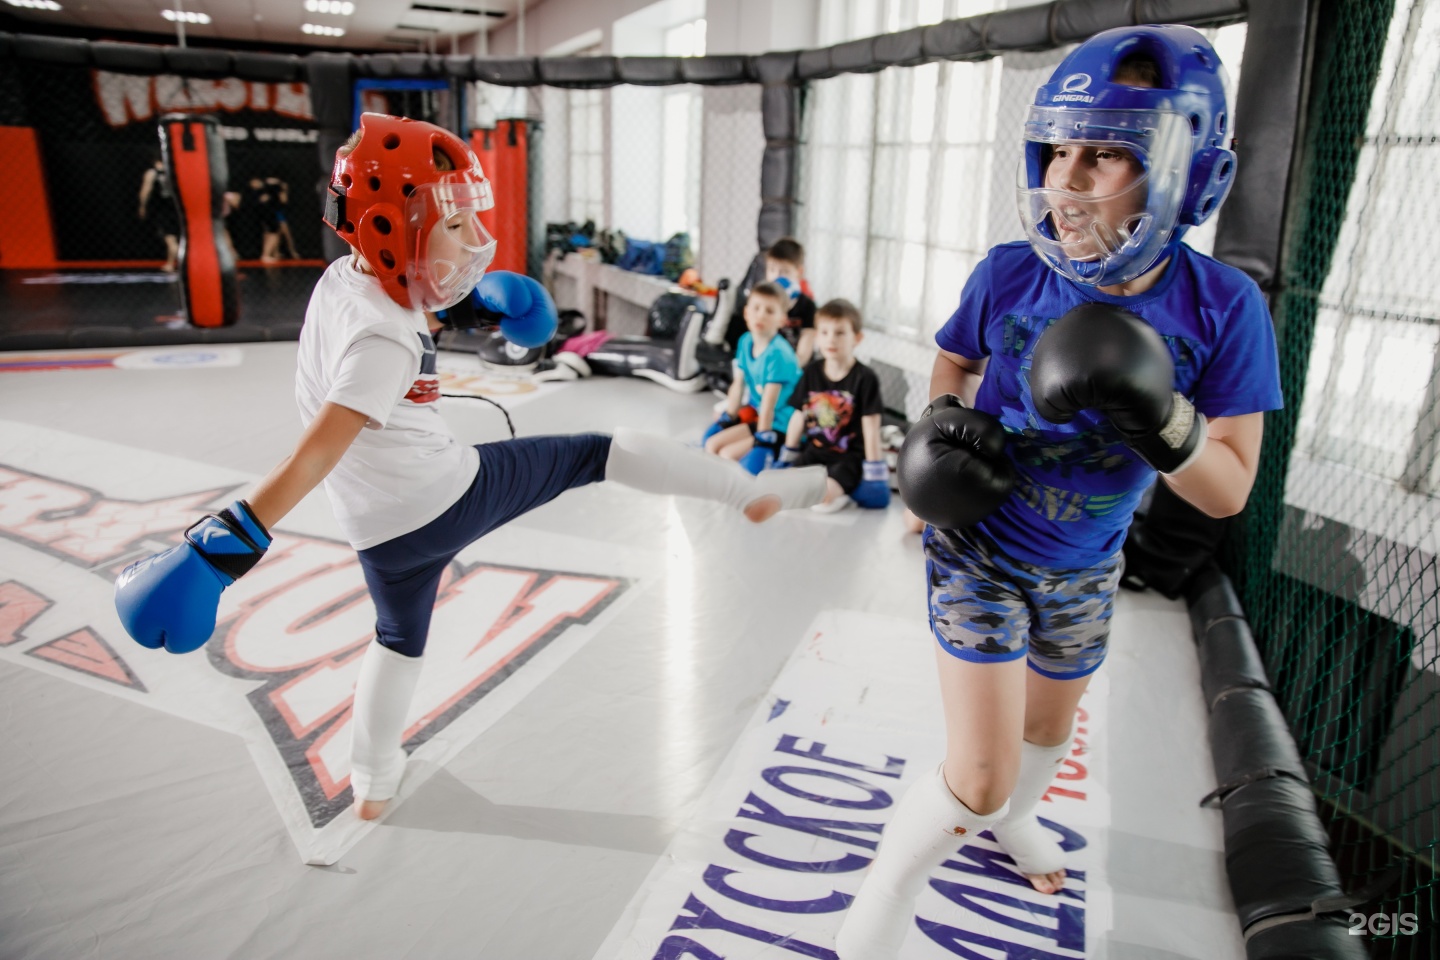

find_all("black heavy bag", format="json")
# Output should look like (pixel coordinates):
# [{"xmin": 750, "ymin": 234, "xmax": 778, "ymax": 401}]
[
  {"xmin": 1121, "ymin": 479, "xmax": 1229, "ymax": 598},
  {"xmin": 160, "ymin": 114, "xmax": 238, "ymax": 328}
]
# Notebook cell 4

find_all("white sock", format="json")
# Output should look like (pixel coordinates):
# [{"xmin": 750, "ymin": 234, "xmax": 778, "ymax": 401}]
[
  {"xmin": 835, "ymin": 765, "xmax": 1009, "ymax": 959},
  {"xmin": 991, "ymin": 730, "xmax": 1074, "ymax": 876},
  {"xmin": 349, "ymin": 640, "xmax": 424, "ymax": 802},
  {"xmin": 811, "ymin": 495, "xmax": 854, "ymax": 514},
  {"xmin": 605, "ymin": 427, "xmax": 825, "ymax": 513}
]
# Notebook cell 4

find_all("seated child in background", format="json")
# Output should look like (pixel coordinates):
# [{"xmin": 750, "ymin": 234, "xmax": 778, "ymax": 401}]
[
  {"xmin": 764, "ymin": 237, "xmax": 818, "ymax": 365},
  {"xmin": 703, "ymin": 281, "xmax": 802, "ymax": 473},
  {"xmin": 777, "ymin": 299, "xmax": 889, "ymax": 512}
]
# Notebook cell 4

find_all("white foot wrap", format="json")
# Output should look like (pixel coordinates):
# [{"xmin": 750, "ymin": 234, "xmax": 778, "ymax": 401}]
[
  {"xmin": 991, "ymin": 732, "xmax": 1073, "ymax": 877},
  {"xmin": 835, "ymin": 766, "xmax": 1009, "ymax": 959},
  {"xmin": 605, "ymin": 428, "xmax": 825, "ymax": 513},
  {"xmin": 349, "ymin": 640, "xmax": 424, "ymax": 802}
]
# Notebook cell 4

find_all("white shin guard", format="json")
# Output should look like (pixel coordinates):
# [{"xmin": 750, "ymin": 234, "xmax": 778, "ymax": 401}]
[
  {"xmin": 835, "ymin": 766, "xmax": 1010, "ymax": 959},
  {"xmin": 605, "ymin": 428, "xmax": 825, "ymax": 513},
  {"xmin": 349, "ymin": 640, "xmax": 424, "ymax": 802},
  {"xmin": 990, "ymin": 731, "xmax": 1074, "ymax": 877}
]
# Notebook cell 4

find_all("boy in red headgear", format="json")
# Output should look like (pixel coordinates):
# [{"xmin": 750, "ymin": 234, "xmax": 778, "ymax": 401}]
[{"xmin": 115, "ymin": 114, "xmax": 826, "ymax": 820}]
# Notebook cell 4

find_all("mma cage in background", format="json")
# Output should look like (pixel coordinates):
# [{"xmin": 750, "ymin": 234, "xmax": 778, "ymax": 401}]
[{"xmin": 1, "ymin": 0, "xmax": 1438, "ymax": 954}]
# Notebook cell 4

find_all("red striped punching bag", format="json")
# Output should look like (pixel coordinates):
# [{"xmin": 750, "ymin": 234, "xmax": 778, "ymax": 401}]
[{"xmin": 161, "ymin": 114, "xmax": 239, "ymax": 327}]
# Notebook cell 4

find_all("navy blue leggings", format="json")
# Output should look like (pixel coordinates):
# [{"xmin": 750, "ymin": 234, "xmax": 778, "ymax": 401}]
[{"xmin": 355, "ymin": 434, "xmax": 611, "ymax": 657}]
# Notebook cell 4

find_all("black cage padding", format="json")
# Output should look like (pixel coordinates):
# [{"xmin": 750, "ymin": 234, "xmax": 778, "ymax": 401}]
[
  {"xmin": 617, "ymin": 57, "xmax": 686, "ymax": 86},
  {"xmin": 360, "ymin": 53, "xmax": 435, "ymax": 79},
  {"xmin": 226, "ymin": 51, "xmax": 304, "ymax": 83},
  {"xmin": 1212, "ymin": 0, "xmax": 1312, "ymax": 294},
  {"xmin": 1209, "ymin": 686, "xmax": 1310, "ymax": 791},
  {"xmin": 538, "ymin": 56, "xmax": 620, "ymax": 88},
  {"xmin": 1221, "ymin": 776, "xmax": 1347, "ymax": 930},
  {"xmin": 1186, "ymin": 562, "xmax": 1247, "ymax": 637},
  {"xmin": 1188, "ymin": 563, "xmax": 1362, "ymax": 955},
  {"xmin": 1245, "ymin": 916, "xmax": 1368, "ymax": 960},
  {"xmin": 90, "ymin": 41, "xmax": 166, "ymax": 74},
  {"xmin": 1197, "ymin": 618, "xmax": 1273, "ymax": 709},
  {"xmin": 306, "ymin": 52, "xmax": 356, "ymax": 129},
  {"xmin": 11, "ymin": 34, "xmax": 90, "ymax": 65}
]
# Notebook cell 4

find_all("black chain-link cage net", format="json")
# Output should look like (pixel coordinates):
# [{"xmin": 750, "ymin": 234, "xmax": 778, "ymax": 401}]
[
  {"xmin": 0, "ymin": 55, "xmax": 329, "ymax": 342},
  {"xmin": 1217, "ymin": 0, "xmax": 1439, "ymax": 953}
]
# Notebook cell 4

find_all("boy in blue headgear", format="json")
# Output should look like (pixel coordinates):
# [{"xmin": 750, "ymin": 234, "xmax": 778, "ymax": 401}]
[{"xmin": 836, "ymin": 26, "xmax": 1283, "ymax": 957}]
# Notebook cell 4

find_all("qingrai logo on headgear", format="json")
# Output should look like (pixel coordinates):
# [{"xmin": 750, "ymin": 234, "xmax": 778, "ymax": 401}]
[{"xmin": 1054, "ymin": 73, "xmax": 1096, "ymax": 103}]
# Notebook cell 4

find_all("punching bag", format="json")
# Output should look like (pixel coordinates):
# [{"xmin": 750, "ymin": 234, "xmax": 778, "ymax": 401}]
[
  {"xmin": 469, "ymin": 119, "xmax": 528, "ymax": 275},
  {"xmin": 160, "ymin": 114, "xmax": 239, "ymax": 328}
]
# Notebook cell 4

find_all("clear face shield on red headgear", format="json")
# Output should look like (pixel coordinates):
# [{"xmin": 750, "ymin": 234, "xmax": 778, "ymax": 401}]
[
  {"xmin": 323, "ymin": 114, "xmax": 497, "ymax": 312},
  {"xmin": 404, "ymin": 180, "xmax": 496, "ymax": 312}
]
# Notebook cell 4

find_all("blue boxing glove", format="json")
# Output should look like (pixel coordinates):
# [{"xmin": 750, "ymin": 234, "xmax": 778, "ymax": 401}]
[
  {"xmin": 114, "ymin": 500, "xmax": 270, "ymax": 654},
  {"xmin": 773, "ymin": 275, "xmax": 801, "ymax": 309},
  {"xmin": 741, "ymin": 429, "xmax": 782, "ymax": 475},
  {"xmin": 474, "ymin": 271, "xmax": 558, "ymax": 349},
  {"xmin": 702, "ymin": 411, "xmax": 739, "ymax": 443},
  {"xmin": 851, "ymin": 460, "xmax": 891, "ymax": 509}
]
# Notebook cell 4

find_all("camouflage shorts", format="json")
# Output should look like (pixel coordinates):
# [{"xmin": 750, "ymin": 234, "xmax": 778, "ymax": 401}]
[{"xmin": 923, "ymin": 525, "xmax": 1122, "ymax": 679}]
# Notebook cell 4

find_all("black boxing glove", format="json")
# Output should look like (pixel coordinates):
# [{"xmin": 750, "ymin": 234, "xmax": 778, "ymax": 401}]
[
  {"xmin": 1029, "ymin": 303, "xmax": 1206, "ymax": 474},
  {"xmin": 897, "ymin": 395, "xmax": 1015, "ymax": 530}
]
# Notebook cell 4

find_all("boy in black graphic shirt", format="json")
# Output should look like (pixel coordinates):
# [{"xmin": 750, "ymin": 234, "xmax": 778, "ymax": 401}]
[{"xmin": 777, "ymin": 299, "xmax": 888, "ymax": 511}]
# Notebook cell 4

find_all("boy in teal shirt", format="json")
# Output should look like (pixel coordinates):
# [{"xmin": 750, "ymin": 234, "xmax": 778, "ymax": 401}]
[{"xmin": 702, "ymin": 281, "xmax": 802, "ymax": 473}]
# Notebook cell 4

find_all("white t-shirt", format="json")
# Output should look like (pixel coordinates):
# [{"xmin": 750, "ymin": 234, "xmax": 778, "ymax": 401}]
[{"xmin": 295, "ymin": 257, "xmax": 479, "ymax": 550}]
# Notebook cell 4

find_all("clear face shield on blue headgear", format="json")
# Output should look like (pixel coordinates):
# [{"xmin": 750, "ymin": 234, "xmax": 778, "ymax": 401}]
[{"xmin": 1017, "ymin": 106, "xmax": 1194, "ymax": 287}]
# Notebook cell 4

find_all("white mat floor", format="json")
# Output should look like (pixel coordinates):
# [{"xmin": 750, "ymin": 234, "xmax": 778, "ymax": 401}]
[{"xmin": 0, "ymin": 343, "xmax": 1243, "ymax": 959}]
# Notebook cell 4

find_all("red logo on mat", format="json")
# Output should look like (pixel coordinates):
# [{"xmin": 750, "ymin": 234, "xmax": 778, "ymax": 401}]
[
  {"xmin": 0, "ymin": 465, "xmax": 626, "ymax": 829},
  {"xmin": 29, "ymin": 627, "xmax": 147, "ymax": 691}
]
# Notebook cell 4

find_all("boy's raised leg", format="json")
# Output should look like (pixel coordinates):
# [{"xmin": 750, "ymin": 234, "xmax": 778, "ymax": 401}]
[{"xmin": 605, "ymin": 428, "xmax": 825, "ymax": 520}]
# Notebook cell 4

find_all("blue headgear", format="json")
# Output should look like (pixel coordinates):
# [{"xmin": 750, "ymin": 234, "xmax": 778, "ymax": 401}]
[{"xmin": 1017, "ymin": 25, "xmax": 1237, "ymax": 286}]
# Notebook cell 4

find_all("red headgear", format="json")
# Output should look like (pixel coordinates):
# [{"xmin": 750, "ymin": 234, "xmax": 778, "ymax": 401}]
[{"xmin": 323, "ymin": 113, "xmax": 496, "ymax": 311}]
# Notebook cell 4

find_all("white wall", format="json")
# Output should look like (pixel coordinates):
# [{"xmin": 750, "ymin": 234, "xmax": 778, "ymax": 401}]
[{"xmin": 487, "ymin": 0, "xmax": 656, "ymax": 56}]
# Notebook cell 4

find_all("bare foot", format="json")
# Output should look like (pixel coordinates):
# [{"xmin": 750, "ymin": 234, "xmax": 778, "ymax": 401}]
[
  {"xmin": 743, "ymin": 494, "xmax": 781, "ymax": 523},
  {"xmin": 356, "ymin": 798, "xmax": 389, "ymax": 820},
  {"xmin": 1025, "ymin": 869, "xmax": 1066, "ymax": 894}
]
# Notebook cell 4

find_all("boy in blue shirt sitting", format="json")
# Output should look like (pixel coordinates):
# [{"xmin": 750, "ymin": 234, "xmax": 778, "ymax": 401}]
[{"xmin": 703, "ymin": 281, "xmax": 803, "ymax": 474}]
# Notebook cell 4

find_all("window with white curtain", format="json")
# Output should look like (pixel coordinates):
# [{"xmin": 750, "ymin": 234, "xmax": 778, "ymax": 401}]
[
  {"xmin": 568, "ymin": 84, "xmax": 605, "ymax": 226},
  {"xmin": 661, "ymin": 17, "xmax": 706, "ymax": 249},
  {"xmin": 801, "ymin": 0, "xmax": 1013, "ymax": 339},
  {"xmin": 533, "ymin": 44, "xmax": 605, "ymax": 229}
]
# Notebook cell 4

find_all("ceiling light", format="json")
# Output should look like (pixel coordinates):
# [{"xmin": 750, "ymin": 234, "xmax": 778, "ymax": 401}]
[
  {"xmin": 161, "ymin": 9, "xmax": 211, "ymax": 23},
  {"xmin": 301, "ymin": 23, "xmax": 346, "ymax": 36},
  {"xmin": 5, "ymin": 0, "xmax": 64, "ymax": 9},
  {"xmin": 304, "ymin": 0, "xmax": 355, "ymax": 14}
]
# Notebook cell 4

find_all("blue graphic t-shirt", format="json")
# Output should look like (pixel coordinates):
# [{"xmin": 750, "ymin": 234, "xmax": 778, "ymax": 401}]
[
  {"xmin": 935, "ymin": 241, "xmax": 1284, "ymax": 568},
  {"xmin": 735, "ymin": 332, "xmax": 802, "ymax": 432}
]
